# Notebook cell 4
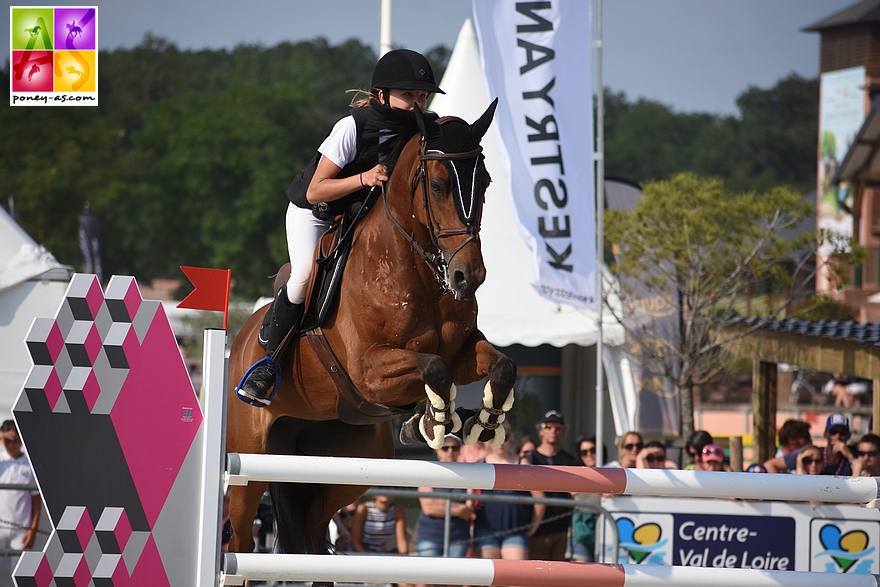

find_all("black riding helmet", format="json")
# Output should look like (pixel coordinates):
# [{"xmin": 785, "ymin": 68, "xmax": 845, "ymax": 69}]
[{"xmin": 371, "ymin": 49, "xmax": 445, "ymax": 95}]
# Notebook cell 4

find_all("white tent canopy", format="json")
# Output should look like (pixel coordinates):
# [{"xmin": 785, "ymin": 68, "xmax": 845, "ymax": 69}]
[{"xmin": 0, "ymin": 207, "xmax": 72, "ymax": 421}]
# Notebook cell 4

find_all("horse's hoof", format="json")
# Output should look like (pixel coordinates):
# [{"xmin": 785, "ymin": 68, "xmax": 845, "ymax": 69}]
[
  {"xmin": 461, "ymin": 414, "xmax": 506, "ymax": 446},
  {"xmin": 398, "ymin": 413, "xmax": 425, "ymax": 445}
]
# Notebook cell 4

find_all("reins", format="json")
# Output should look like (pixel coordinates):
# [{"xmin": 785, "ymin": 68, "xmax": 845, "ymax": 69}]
[{"xmin": 383, "ymin": 134, "xmax": 484, "ymax": 287}]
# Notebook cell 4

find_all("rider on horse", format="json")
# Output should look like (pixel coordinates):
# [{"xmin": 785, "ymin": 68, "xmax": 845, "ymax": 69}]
[{"xmin": 237, "ymin": 49, "xmax": 445, "ymax": 407}]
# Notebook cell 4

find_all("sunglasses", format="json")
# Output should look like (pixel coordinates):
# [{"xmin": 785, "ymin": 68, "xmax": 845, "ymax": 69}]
[
  {"xmin": 645, "ymin": 455, "xmax": 665, "ymax": 464},
  {"xmin": 623, "ymin": 443, "xmax": 643, "ymax": 451},
  {"xmin": 828, "ymin": 427, "xmax": 850, "ymax": 437},
  {"xmin": 802, "ymin": 457, "xmax": 824, "ymax": 466},
  {"xmin": 541, "ymin": 423, "xmax": 565, "ymax": 431},
  {"xmin": 579, "ymin": 447, "xmax": 596, "ymax": 456},
  {"xmin": 438, "ymin": 445, "xmax": 461, "ymax": 452},
  {"xmin": 860, "ymin": 450, "xmax": 880, "ymax": 457}
]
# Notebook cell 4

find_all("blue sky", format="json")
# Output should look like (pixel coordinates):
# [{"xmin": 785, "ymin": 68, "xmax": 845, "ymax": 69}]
[{"xmin": 4, "ymin": 0, "xmax": 858, "ymax": 115}]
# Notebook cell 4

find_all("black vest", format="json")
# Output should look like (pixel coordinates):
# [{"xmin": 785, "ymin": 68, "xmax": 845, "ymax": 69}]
[{"xmin": 286, "ymin": 107, "xmax": 376, "ymax": 216}]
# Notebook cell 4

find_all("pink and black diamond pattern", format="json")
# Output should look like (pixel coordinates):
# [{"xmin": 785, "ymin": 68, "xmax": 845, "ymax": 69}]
[{"xmin": 13, "ymin": 275, "xmax": 205, "ymax": 586}]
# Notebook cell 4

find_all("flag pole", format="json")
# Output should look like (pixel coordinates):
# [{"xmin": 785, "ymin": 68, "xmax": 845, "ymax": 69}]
[
  {"xmin": 594, "ymin": 0, "xmax": 606, "ymax": 467},
  {"xmin": 223, "ymin": 269, "xmax": 231, "ymax": 330},
  {"xmin": 379, "ymin": 0, "xmax": 392, "ymax": 57}
]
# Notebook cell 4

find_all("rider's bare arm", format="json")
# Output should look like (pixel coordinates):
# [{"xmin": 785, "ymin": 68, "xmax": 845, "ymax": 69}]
[{"xmin": 307, "ymin": 157, "xmax": 387, "ymax": 204}]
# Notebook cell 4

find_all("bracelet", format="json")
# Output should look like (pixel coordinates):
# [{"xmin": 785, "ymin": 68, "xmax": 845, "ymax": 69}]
[{"xmin": 359, "ymin": 172, "xmax": 364, "ymax": 188}]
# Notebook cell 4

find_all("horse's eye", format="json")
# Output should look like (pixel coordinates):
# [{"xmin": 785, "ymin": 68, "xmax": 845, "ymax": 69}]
[{"xmin": 430, "ymin": 180, "xmax": 446, "ymax": 195}]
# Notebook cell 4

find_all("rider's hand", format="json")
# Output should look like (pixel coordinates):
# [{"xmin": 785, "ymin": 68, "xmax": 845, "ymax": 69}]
[{"xmin": 361, "ymin": 164, "xmax": 388, "ymax": 187}]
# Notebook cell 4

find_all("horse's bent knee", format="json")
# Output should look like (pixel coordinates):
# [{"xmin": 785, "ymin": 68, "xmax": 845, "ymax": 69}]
[
  {"xmin": 420, "ymin": 355, "xmax": 454, "ymax": 393},
  {"xmin": 490, "ymin": 356, "xmax": 517, "ymax": 391}
]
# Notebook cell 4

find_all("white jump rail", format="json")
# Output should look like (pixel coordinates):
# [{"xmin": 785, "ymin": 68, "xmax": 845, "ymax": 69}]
[
  {"xmin": 221, "ymin": 553, "xmax": 880, "ymax": 587},
  {"xmin": 225, "ymin": 453, "xmax": 880, "ymax": 505}
]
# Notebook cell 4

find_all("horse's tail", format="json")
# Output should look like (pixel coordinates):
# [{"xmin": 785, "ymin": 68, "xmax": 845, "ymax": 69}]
[{"xmin": 268, "ymin": 481, "xmax": 323, "ymax": 554}]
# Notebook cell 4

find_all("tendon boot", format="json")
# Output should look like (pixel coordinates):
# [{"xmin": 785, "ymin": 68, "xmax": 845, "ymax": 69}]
[{"xmin": 236, "ymin": 285, "xmax": 304, "ymax": 407}]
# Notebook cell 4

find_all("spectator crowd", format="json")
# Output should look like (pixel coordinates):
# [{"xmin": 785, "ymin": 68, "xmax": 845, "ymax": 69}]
[{"xmin": 313, "ymin": 407, "xmax": 880, "ymax": 585}]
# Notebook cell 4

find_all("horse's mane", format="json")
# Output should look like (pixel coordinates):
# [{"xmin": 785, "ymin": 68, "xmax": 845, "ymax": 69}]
[{"xmin": 363, "ymin": 100, "xmax": 440, "ymax": 174}]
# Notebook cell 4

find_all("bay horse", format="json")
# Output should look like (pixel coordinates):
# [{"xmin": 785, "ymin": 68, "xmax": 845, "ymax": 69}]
[{"xmin": 226, "ymin": 100, "xmax": 516, "ymax": 556}]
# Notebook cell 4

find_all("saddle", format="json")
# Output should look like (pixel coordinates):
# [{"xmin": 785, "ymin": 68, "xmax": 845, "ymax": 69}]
[{"xmin": 272, "ymin": 194, "xmax": 416, "ymax": 425}]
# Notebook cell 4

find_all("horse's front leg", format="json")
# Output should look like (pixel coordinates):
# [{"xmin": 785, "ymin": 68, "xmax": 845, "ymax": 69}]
[
  {"xmin": 451, "ymin": 332, "xmax": 517, "ymax": 447},
  {"xmin": 355, "ymin": 347, "xmax": 461, "ymax": 449}
]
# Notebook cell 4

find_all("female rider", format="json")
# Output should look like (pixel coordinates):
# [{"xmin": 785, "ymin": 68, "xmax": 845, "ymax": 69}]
[{"xmin": 237, "ymin": 49, "xmax": 444, "ymax": 406}]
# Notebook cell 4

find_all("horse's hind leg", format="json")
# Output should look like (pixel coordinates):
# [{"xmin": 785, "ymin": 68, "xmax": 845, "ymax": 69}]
[{"xmin": 228, "ymin": 482, "xmax": 268, "ymax": 554}]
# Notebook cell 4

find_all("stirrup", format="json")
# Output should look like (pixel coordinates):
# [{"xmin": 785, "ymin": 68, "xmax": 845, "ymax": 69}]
[{"xmin": 235, "ymin": 357, "xmax": 282, "ymax": 407}]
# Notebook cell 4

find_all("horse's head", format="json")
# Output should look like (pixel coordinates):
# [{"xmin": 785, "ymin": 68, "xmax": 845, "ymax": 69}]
[{"xmin": 406, "ymin": 99, "xmax": 498, "ymax": 300}]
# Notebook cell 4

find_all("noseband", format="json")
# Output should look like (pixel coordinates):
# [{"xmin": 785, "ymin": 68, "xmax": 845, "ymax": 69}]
[{"xmin": 384, "ymin": 134, "xmax": 484, "ymax": 287}]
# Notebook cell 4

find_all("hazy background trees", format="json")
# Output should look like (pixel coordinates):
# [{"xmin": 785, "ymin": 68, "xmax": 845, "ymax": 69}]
[{"xmin": 1, "ymin": 35, "xmax": 819, "ymax": 299}]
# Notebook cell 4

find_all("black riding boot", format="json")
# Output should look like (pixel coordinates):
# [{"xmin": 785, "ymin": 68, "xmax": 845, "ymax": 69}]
[{"xmin": 237, "ymin": 285, "xmax": 303, "ymax": 406}]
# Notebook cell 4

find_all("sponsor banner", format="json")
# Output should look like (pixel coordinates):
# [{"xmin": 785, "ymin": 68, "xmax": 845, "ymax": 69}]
[
  {"xmin": 817, "ymin": 66, "xmax": 864, "ymax": 254},
  {"xmin": 473, "ymin": 0, "xmax": 596, "ymax": 309},
  {"xmin": 601, "ymin": 496, "xmax": 880, "ymax": 574},
  {"xmin": 9, "ymin": 6, "xmax": 98, "ymax": 106}
]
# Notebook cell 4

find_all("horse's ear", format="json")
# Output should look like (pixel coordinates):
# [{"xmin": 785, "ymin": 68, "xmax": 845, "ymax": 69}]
[
  {"xmin": 414, "ymin": 104, "xmax": 429, "ymax": 139},
  {"xmin": 471, "ymin": 98, "xmax": 499, "ymax": 141}
]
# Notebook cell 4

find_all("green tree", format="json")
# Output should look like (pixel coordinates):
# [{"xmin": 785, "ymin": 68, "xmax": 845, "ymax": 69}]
[
  {"xmin": 605, "ymin": 173, "xmax": 853, "ymax": 443},
  {"xmin": 731, "ymin": 74, "xmax": 819, "ymax": 193},
  {"xmin": 603, "ymin": 74, "xmax": 819, "ymax": 194},
  {"xmin": 1, "ymin": 36, "xmax": 380, "ymax": 297}
]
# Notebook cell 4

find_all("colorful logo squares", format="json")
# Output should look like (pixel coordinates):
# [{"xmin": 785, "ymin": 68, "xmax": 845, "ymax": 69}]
[{"xmin": 10, "ymin": 6, "xmax": 98, "ymax": 103}]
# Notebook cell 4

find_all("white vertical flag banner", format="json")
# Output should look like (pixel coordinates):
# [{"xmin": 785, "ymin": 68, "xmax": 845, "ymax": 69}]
[{"xmin": 473, "ymin": 0, "xmax": 595, "ymax": 310}]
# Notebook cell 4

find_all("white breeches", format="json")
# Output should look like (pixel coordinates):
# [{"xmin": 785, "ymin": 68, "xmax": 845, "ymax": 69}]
[{"xmin": 285, "ymin": 203, "xmax": 332, "ymax": 305}]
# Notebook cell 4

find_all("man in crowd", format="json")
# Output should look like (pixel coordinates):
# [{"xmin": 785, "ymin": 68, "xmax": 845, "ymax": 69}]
[
  {"xmin": 853, "ymin": 434, "xmax": 880, "ymax": 477},
  {"xmin": 763, "ymin": 419, "xmax": 812, "ymax": 473},
  {"xmin": 821, "ymin": 413, "xmax": 854, "ymax": 476},
  {"xmin": 522, "ymin": 410, "xmax": 576, "ymax": 561},
  {"xmin": 0, "ymin": 421, "xmax": 41, "ymax": 587}
]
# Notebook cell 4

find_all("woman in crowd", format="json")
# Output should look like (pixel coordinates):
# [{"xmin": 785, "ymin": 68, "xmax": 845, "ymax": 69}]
[
  {"xmin": 351, "ymin": 493, "xmax": 409, "ymax": 556},
  {"xmin": 571, "ymin": 435, "xmax": 602, "ymax": 562},
  {"xmin": 700, "ymin": 443, "xmax": 726, "ymax": 472},
  {"xmin": 794, "ymin": 445, "xmax": 826, "ymax": 476},
  {"xmin": 635, "ymin": 441, "xmax": 678, "ymax": 469},
  {"xmin": 685, "ymin": 430, "xmax": 714, "ymax": 470},
  {"xmin": 471, "ymin": 424, "xmax": 544, "ymax": 561}
]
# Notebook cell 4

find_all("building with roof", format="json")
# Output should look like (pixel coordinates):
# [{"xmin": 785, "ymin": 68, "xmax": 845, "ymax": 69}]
[{"xmin": 805, "ymin": 0, "xmax": 880, "ymax": 320}]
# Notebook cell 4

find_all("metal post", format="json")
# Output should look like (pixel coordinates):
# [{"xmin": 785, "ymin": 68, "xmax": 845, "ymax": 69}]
[
  {"xmin": 443, "ymin": 498, "xmax": 451, "ymax": 557},
  {"xmin": 594, "ymin": 0, "xmax": 606, "ymax": 465}
]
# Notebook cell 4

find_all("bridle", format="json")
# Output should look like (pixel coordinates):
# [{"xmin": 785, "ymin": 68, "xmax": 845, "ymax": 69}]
[{"xmin": 383, "ymin": 131, "xmax": 485, "ymax": 287}]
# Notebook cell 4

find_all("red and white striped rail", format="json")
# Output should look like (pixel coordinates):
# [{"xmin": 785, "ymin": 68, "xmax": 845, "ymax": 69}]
[
  {"xmin": 221, "ymin": 553, "xmax": 879, "ymax": 587},
  {"xmin": 225, "ymin": 453, "xmax": 880, "ymax": 504}
]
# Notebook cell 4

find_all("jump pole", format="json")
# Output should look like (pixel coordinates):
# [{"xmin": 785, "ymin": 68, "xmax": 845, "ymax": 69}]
[
  {"xmin": 198, "ymin": 328, "xmax": 229, "ymax": 587},
  {"xmin": 221, "ymin": 553, "xmax": 879, "ymax": 587},
  {"xmin": 225, "ymin": 453, "xmax": 880, "ymax": 505}
]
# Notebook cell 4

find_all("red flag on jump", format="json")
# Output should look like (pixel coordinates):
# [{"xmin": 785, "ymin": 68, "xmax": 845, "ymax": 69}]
[{"xmin": 177, "ymin": 266, "xmax": 231, "ymax": 329}]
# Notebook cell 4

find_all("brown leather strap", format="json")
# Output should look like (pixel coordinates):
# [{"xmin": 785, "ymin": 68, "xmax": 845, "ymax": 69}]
[{"xmin": 305, "ymin": 327, "xmax": 413, "ymax": 425}]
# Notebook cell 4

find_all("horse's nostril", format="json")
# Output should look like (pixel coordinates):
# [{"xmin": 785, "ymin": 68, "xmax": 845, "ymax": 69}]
[{"xmin": 454, "ymin": 270, "xmax": 467, "ymax": 288}]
